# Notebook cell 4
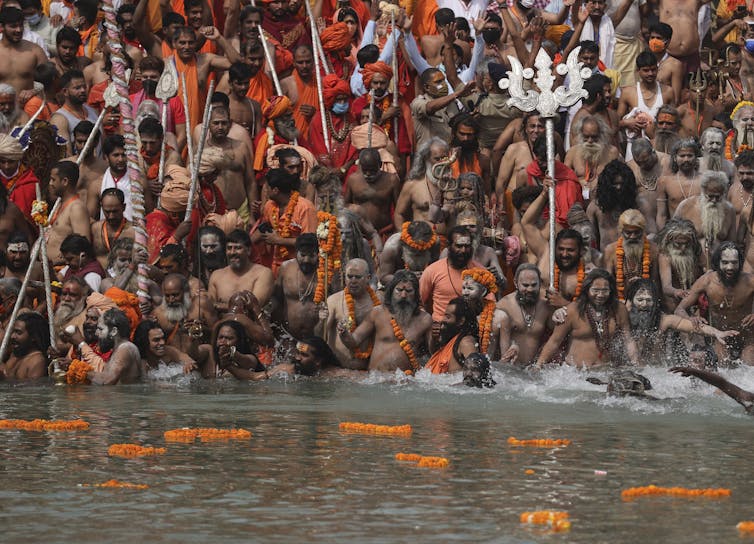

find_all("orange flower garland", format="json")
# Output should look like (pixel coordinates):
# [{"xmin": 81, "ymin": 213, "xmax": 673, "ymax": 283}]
[
  {"xmin": 107, "ymin": 444, "xmax": 167, "ymax": 458},
  {"xmin": 31, "ymin": 199, "xmax": 49, "ymax": 226},
  {"xmin": 400, "ymin": 221, "xmax": 437, "ymax": 251},
  {"xmin": 508, "ymin": 436, "xmax": 571, "ymax": 447},
  {"xmin": 725, "ymin": 130, "xmax": 735, "ymax": 160},
  {"xmin": 737, "ymin": 521, "xmax": 754, "ymax": 533},
  {"xmin": 164, "ymin": 427, "xmax": 252, "ymax": 442},
  {"xmin": 553, "ymin": 259, "xmax": 584, "ymax": 300},
  {"xmin": 615, "ymin": 236, "xmax": 650, "ymax": 302},
  {"xmin": 395, "ymin": 453, "xmax": 449, "ymax": 468},
  {"xmin": 84, "ymin": 480, "xmax": 149, "ymax": 489},
  {"xmin": 390, "ymin": 317, "xmax": 419, "ymax": 372},
  {"xmin": 314, "ymin": 211, "xmax": 342, "ymax": 304},
  {"xmin": 0, "ymin": 418, "xmax": 90, "ymax": 431},
  {"xmin": 66, "ymin": 359, "xmax": 93, "ymax": 384},
  {"xmin": 270, "ymin": 190, "xmax": 300, "ymax": 261},
  {"xmin": 344, "ymin": 286, "xmax": 381, "ymax": 359},
  {"xmin": 339, "ymin": 422, "xmax": 413, "ymax": 436},
  {"xmin": 520, "ymin": 511, "xmax": 571, "ymax": 532},
  {"xmin": 461, "ymin": 268, "xmax": 498, "ymax": 295},
  {"xmin": 477, "ymin": 300, "xmax": 496, "ymax": 354},
  {"xmin": 621, "ymin": 485, "xmax": 731, "ymax": 500}
]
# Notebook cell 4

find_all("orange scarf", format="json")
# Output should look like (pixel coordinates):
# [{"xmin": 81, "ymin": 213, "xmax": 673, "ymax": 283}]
[
  {"xmin": 451, "ymin": 153, "xmax": 481, "ymax": 178},
  {"xmin": 78, "ymin": 24, "xmax": 99, "ymax": 58},
  {"xmin": 246, "ymin": 72, "xmax": 274, "ymax": 106},
  {"xmin": 426, "ymin": 334, "xmax": 461, "ymax": 374},
  {"xmin": 173, "ymin": 55, "xmax": 203, "ymax": 131},
  {"xmin": 292, "ymin": 71, "xmax": 319, "ymax": 136},
  {"xmin": 141, "ymin": 144, "xmax": 174, "ymax": 180}
]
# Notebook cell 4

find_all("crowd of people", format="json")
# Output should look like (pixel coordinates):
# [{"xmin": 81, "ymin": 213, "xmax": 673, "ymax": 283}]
[{"xmin": 1, "ymin": 0, "xmax": 754, "ymax": 390}]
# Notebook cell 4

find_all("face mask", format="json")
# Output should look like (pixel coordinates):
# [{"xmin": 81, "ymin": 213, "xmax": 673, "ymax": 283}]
[
  {"xmin": 430, "ymin": 82, "xmax": 449, "ymax": 97},
  {"xmin": 25, "ymin": 13, "xmax": 41, "ymax": 26},
  {"xmin": 482, "ymin": 28, "xmax": 502, "ymax": 44},
  {"xmin": 746, "ymin": 39, "xmax": 754, "ymax": 54},
  {"xmin": 332, "ymin": 101, "xmax": 349, "ymax": 114},
  {"xmin": 519, "ymin": 0, "xmax": 534, "ymax": 8},
  {"xmin": 648, "ymin": 38, "xmax": 665, "ymax": 54},
  {"xmin": 142, "ymin": 79, "xmax": 157, "ymax": 96}
]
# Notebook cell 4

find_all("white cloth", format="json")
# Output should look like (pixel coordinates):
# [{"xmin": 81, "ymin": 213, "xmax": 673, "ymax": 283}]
[
  {"xmin": 623, "ymin": 80, "xmax": 664, "ymax": 161},
  {"xmin": 99, "ymin": 168, "xmax": 134, "ymax": 221},
  {"xmin": 581, "ymin": 15, "xmax": 615, "ymax": 69}
]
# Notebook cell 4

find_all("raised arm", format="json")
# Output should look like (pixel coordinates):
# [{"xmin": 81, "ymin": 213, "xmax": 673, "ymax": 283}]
[
  {"xmin": 520, "ymin": 183, "xmax": 549, "ymax": 260},
  {"xmin": 670, "ymin": 366, "xmax": 754, "ymax": 408}
]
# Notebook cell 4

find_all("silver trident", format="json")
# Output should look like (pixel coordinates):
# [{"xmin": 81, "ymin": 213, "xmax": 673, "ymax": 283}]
[{"xmin": 499, "ymin": 47, "xmax": 591, "ymax": 288}]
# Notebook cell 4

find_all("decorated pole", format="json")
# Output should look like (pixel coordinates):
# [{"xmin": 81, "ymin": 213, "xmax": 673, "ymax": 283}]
[
  {"xmin": 499, "ymin": 48, "xmax": 590, "ymax": 288},
  {"xmin": 303, "ymin": 0, "xmax": 332, "ymax": 76},
  {"xmin": 155, "ymin": 60, "xmax": 180, "ymax": 199},
  {"xmin": 390, "ymin": 9, "xmax": 398, "ymax": 145},
  {"xmin": 180, "ymin": 73, "xmax": 196, "ymax": 175},
  {"xmin": 367, "ymin": 89, "xmax": 374, "ymax": 148},
  {"xmin": 101, "ymin": 0, "xmax": 150, "ymax": 310},
  {"xmin": 15, "ymin": 100, "xmax": 47, "ymax": 141}
]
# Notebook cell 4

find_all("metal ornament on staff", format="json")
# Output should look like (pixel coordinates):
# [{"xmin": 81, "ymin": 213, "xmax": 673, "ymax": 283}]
[
  {"xmin": 498, "ymin": 47, "xmax": 590, "ymax": 288},
  {"xmin": 155, "ymin": 60, "xmax": 180, "ymax": 199},
  {"xmin": 688, "ymin": 69, "xmax": 708, "ymax": 138},
  {"xmin": 367, "ymin": 89, "xmax": 375, "ymax": 148},
  {"xmin": 250, "ymin": 1, "xmax": 284, "ymax": 95},
  {"xmin": 76, "ymin": 83, "xmax": 119, "ymax": 166},
  {"xmin": 185, "ymin": 80, "xmax": 216, "ymax": 222},
  {"xmin": 306, "ymin": 4, "xmax": 330, "ymax": 154}
]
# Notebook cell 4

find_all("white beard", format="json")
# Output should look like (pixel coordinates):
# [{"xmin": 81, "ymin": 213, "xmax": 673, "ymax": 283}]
[
  {"xmin": 667, "ymin": 246, "xmax": 698, "ymax": 289},
  {"xmin": 580, "ymin": 142, "xmax": 603, "ymax": 165},
  {"xmin": 700, "ymin": 196, "xmax": 724, "ymax": 244},
  {"xmin": 704, "ymin": 151, "xmax": 723, "ymax": 172},
  {"xmin": 162, "ymin": 293, "xmax": 191, "ymax": 323}
]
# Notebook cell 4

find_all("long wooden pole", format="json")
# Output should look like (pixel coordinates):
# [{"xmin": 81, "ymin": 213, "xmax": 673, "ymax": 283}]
[
  {"xmin": 185, "ymin": 80, "xmax": 215, "ymax": 222},
  {"xmin": 35, "ymin": 185, "xmax": 57, "ymax": 346},
  {"xmin": 305, "ymin": 2, "xmax": 329, "ymax": 153}
]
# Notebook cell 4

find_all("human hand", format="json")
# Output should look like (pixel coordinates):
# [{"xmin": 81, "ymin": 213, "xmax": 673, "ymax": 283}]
[
  {"xmin": 134, "ymin": 248, "xmax": 149, "ymax": 265},
  {"xmin": 577, "ymin": 5, "xmax": 589, "ymax": 23},
  {"xmin": 501, "ymin": 344, "xmax": 519, "ymax": 364},
  {"xmin": 370, "ymin": 0, "xmax": 381, "ymax": 21},
  {"xmin": 552, "ymin": 306, "xmax": 568, "ymax": 324},
  {"xmin": 50, "ymin": 14, "xmax": 63, "ymax": 27},
  {"xmin": 250, "ymin": 200, "xmax": 262, "ymax": 219},
  {"xmin": 689, "ymin": 315, "xmax": 708, "ymax": 329},
  {"xmin": 148, "ymin": 176, "xmax": 164, "ymax": 197},
  {"xmin": 382, "ymin": 106, "xmax": 399, "ymax": 119},
  {"xmin": 716, "ymin": 330, "xmax": 740, "ymax": 343},
  {"xmin": 456, "ymin": 80, "xmax": 477, "ymax": 98},
  {"xmin": 546, "ymin": 288, "xmax": 569, "ymax": 308},
  {"xmin": 18, "ymin": 89, "xmax": 36, "ymax": 106},
  {"xmin": 336, "ymin": 319, "xmax": 350, "ymax": 336},
  {"xmin": 674, "ymin": 288, "xmax": 689, "ymax": 300},
  {"xmin": 742, "ymin": 313, "xmax": 754, "ymax": 328},
  {"xmin": 441, "ymin": 21, "xmax": 457, "ymax": 44},
  {"xmin": 318, "ymin": 304, "xmax": 329, "ymax": 321},
  {"xmin": 139, "ymin": 299, "xmax": 153, "ymax": 316},
  {"xmin": 402, "ymin": 14, "xmax": 413, "ymax": 32},
  {"xmin": 201, "ymin": 26, "xmax": 221, "ymax": 41},
  {"xmin": 471, "ymin": 15, "xmax": 487, "ymax": 34},
  {"xmin": 174, "ymin": 220, "xmax": 192, "ymax": 241},
  {"xmin": 299, "ymin": 104, "xmax": 316, "ymax": 119},
  {"xmin": 183, "ymin": 359, "xmax": 198, "ymax": 373},
  {"xmin": 261, "ymin": 231, "xmax": 283, "ymax": 245}
]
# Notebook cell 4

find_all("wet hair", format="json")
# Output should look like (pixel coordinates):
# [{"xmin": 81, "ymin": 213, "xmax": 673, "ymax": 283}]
[
  {"xmin": 59, "ymin": 69, "xmax": 85, "ymax": 89},
  {"xmin": 52, "ymin": 160, "xmax": 79, "ymax": 186},
  {"xmin": 229, "ymin": 61, "xmax": 253, "ymax": 82},
  {"xmin": 649, "ymin": 21, "xmax": 672, "ymax": 40},
  {"xmin": 60, "ymin": 234, "xmax": 95, "ymax": 258},
  {"xmin": 463, "ymin": 352, "xmax": 496, "ymax": 388},
  {"xmin": 670, "ymin": 138, "xmax": 701, "ymax": 173},
  {"xmin": 595, "ymin": 160, "xmax": 638, "ymax": 213},
  {"xmin": 298, "ymin": 336, "xmax": 339, "ymax": 372},
  {"xmin": 139, "ymin": 117, "xmax": 164, "ymax": 138},
  {"xmin": 555, "ymin": 228, "xmax": 584, "ymax": 251},
  {"xmin": 356, "ymin": 44, "xmax": 379, "ymax": 67},
  {"xmin": 15, "ymin": 312, "xmax": 50, "ymax": 354},
  {"xmin": 159, "ymin": 243, "xmax": 188, "ymax": 267},
  {"xmin": 511, "ymin": 185, "xmax": 542, "ymax": 211},
  {"xmin": 102, "ymin": 134, "xmax": 126, "ymax": 156},
  {"xmin": 408, "ymin": 137, "xmax": 448, "ymax": 180},
  {"xmin": 735, "ymin": 149, "xmax": 754, "ymax": 168},
  {"xmin": 446, "ymin": 297, "xmax": 479, "ymax": 341},
  {"xmin": 384, "ymin": 270, "xmax": 420, "ymax": 314},
  {"xmin": 711, "ymin": 241, "xmax": 743, "ymax": 272},
  {"xmin": 107, "ymin": 236, "xmax": 134, "ymax": 269},
  {"xmin": 213, "ymin": 319, "xmax": 254, "ymax": 363},
  {"xmin": 57, "ymin": 25, "xmax": 82, "ymax": 47},
  {"xmin": 577, "ymin": 268, "xmax": 618, "ymax": 317},
  {"xmin": 583, "ymin": 73, "xmax": 610, "ymax": 105},
  {"xmin": 227, "ymin": 228, "xmax": 251, "ymax": 248},
  {"xmin": 133, "ymin": 320, "xmax": 162, "ymax": 359},
  {"xmin": 102, "ymin": 308, "xmax": 131, "ymax": 340},
  {"xmin": 636, "ymin": 51, "xmax": 657, "ymax": 69},
  {"xmin": 514, "ymin": 262, "xmax": 541, "ymax": 282},
  {"xmin": 625, "ymin": 278, "xmax": 662, "ymax": 334}
]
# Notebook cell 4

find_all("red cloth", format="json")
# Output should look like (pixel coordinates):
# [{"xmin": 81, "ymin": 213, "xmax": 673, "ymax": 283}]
[
  {"xmin": 261, "ymin": 17, "xmax": 311, "ymax": 49},
  {"xmin": 145, "ymin": 209, "xmax": 200, "ymax": 263},
  {"xmin": 3, "ymin": 166, "xmax": 39, "ymax": 223},
  {"xmin": 307, "ymin": 111, "xmax": 352, "ymax": 168},
  {"xmin": 322, "ymin": 73, "xmax": 350, "ymax": 109},
  {"xmin": 63, "ymin": 258, "xmax": 106, "ymax": 281},
  {"xmin": 525, "ymin": 160, "xmax": 585, "ymax": 227}
]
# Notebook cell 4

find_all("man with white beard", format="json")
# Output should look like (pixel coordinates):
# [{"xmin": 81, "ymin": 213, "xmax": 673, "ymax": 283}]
[
  {"xmin": 53, "ymin": 276, "xmax": 90, "ymax": 341},
  {"xmin": 656, "ymin": 218, "xmax": 703, "ymax": 312},
  {"xmin": 699, "ymin": 127, "xmax": 735, "ymax": 179},
  {"xmin": 650, "ymin": 105, "xmax": 681, "ymax": 155},
  {"xmin": 564, "ymin": 115, "xmax": 621, "ymax": 199},
  {"xmin": 726, "ymin": 101, "xmax": 754, "ymax": 162},
  {"xmin": 603, "ymin": 209, "xmax": 659, "ymax": 301},
  {"xmin": 673, "ymin": 171, "xmax": 738, "ymax": 270}
]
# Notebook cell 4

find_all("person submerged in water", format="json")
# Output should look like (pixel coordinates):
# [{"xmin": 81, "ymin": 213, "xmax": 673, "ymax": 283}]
[
  {"xmin": 462, "ymin": 353, "xmax": 496, "ymax": 388},
  {"xmin": 670, "ymin": 366, "xmax": 754, "ymax": 414}
]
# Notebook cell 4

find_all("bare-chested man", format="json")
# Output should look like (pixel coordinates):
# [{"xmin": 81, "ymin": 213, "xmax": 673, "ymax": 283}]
[
  {"xmin": 322, "ymin": 258, "xmax": 382, "ymax": 370},
  {"xmin": 272, "ymin": 233, "xmax": 324, "ymax": 341},
  {"xmin": 674, "ymin": 171, "xmax": 738, "ymax": 269},
  {"xmin": 656, "ymin": 138, "xmax": 703, "ymax": 229},
  {"xmin": 0, "ymin": 312, "xmax": 48, "ymax": 380},
  {"xmin": 587, "ymin": 160, "xmax": 640, "ymax": 250},
  {"xmin": 226, "ymin": 62, "xmax": 261, "ymax": 138},
  {"xmin": 345, "ymin": 147, "xmax": 399, "ymax": 236},
  {"xmin": 678, "ymin": 85, "xmax": 717, "ymax": 139},
  {"xmin": 378, "ymin": 220, "xmax": 441, "ymax": 286},
  {"xmin": 85, "ymin": 308, "xmax": 143, "ymax": 384},
  {"xmin": 393, "ymin": 137, "xmax": 450, "ymax": 231},
  {"xmin": 602, "ymin": 209, "xmax": 660, "ymax": 296},
  {"xmin": 729, "ymin": 150, "xmax": 754, "ymax": 241},
  {"xmin": 0, "ymin": 7, "xmax": 46, "ymax": 93},
  {"xmin": 338, "ymin": 269, "xmax": 432, "ymax": 373},
  {"xmin": 495, "ymin": 113, "xmax": 544, "ymax": 194},
  {"xmin": 208, "ymin": 229, "xmax": 274, "ymax": 312},
  {"xmin": 460, "ymin": 267, "xmax": 505, "ymax": 360},
  {"xmin": 69, "ymin": 121, "xmax": 107, "ymax": 206},
  {"xmin": 699, "ymin": 128, "xmax": 736, "ymax": 182},
  {"xmin": 565, "ymin": 115, "xmax": 621, "ymax": 199},
  {"xmin": 659, "ymin": 0, "xmax": 710, "ymax": 72},
  {"xmin": 498, "ymin": 264, "xmax": 553, "ymax": 365},
  {"xmin": 138, "ymin": 118, "xmax": 182, "ymax": 204},
  {"xmin": 676, "ymin": 243, "xmax": 754, "ymax": 363},
  {"xmin": 537, "ymin": 269, "xmax": 640, "ymax": 368},
  {"xmin": 627, "ymin": 138, "xmax": 671, "ymax": 236},
  {"xmin": 91, "ymin": 188, "xmax": 135, "ymax": 269},
  {"xmin": 656, "ymin": 218, "xmax": 703, "ymax": 311},
  {"xmin": 46, "ymin": 160, "xmax": 90, "ymax": 265},
  {"xmin": 649, "ymin": 22, "xmax": 685, "ymax": 105},
  {"xmin": 569, "ymin": 74, "xmax": 620, "ymax": 149},
  {"xmin": 0, "ymin": 178, "xmax": 29, "ymax": 252}
]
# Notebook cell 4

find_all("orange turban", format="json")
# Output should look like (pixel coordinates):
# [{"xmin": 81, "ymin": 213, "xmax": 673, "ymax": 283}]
[
  {"xmin": 104, "ymin": 287, "xmax": 141, "ymax": 339},
  {"xmin": 362, "ymin": 61, "xmax": 393, "ymax": 89},
  {"xmin": 322, "ymin": 73, "xmax": 351, "ymax": 109},
  {"xmin": 160, "ymin": 165, "xmax": 193, "ymax": 213},
  {"xmin": 320, "ymin": 22, "xmax": 351, "ymax": 52},
  {"xmin": 262, "ymin": 95, "xmax": 293, "ymax": 122}
]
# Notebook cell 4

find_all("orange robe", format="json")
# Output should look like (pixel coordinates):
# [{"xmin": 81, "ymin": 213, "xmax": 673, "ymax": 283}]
[
  {"xmin": 161, "ymin": 41, "xmax": 173, "ymax": 59},
  {"xmin": 24, "ymin": 96, "xmax": 58, "ymax": 121},
  {"xmin": 78, "ymin": 24, "xmax": 99, "ymax": 58},
  {"xmin": 291, "ymin": 71, "xmax": 319, "ymax": 137},
  {"xmin": 425, "ymin": 334, "xmax": 461, "ymax": 374},
  {"xmin": 172, "ymin": 55, "xmax": 204, "ymax": 131},
  {"xmin": 247, "ymin": 72, "xmax": 273, "ymax": 107},
  {"xmin": 451, "ymin": 153, "xmax": 482, "ymax": 178},
  {"xmin": 413, "ymin": 0, "xmax": 438, "ymax": 41},
  {"xmin": 258, "ymin": 195, "xmax": 318, "ymax": 276}
]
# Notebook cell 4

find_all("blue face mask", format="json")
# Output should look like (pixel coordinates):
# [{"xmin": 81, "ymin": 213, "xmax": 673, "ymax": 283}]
[
  {"xmin": 25, "ymin": 13, "xmax": 41, "ymax": 26},
  {"xmin": 746, "ymin": 39, "xmax": 754, "ymax": 54},
  {"xmin": 332, "ymin": 102, "xmax": 349, "ymax": 115}
]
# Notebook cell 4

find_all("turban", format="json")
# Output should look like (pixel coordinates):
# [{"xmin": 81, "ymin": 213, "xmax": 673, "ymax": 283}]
[
  {"xmin": 0, "ymin": 133, "xmax": 24, "ymax": 160},
  {"xmin": 362, "ymin": 61, "xmax": 393, "ymax": 90},
  {"xmin": 349, "ymin": 124, "xmax": 396, "ymax": 174},
  {"xmin": 322, "ymin": 73, "xmax": 351, "ymax": 109},
  {"xmin": 262, "ymin": 95, "xmax": 292, "ymax": 121},
  {"xmin": 619, "ymin": 209, "xmax": 646, "ymax": 231},
  {"xmin": 198, "ymin": 146, "xmax": 225, "ymax": 175},
  {"xmin": 265, "ymin": 144, "xmax": 318, "ymax": 179},
  {"xmin": 204, "ymin": 210, "xmax": 245, "ymax": 235},
  {"xmin": 160, "ymin": 165, "xmax": 192, "ymax": 213},
  {"xmin": 545, "ymin": 24, "xmax": 570, "ymax": 46},
  {"xmin": 320, "ymin": 22, "xmax": 352, "ymax": 52},
  {"xmin": 85, "ymin": 292, "xmax": 117, "ymax": 314},
  {"xmin": 567, "ymin": 203, "xmax": 589, "ymax": 227},
  {"xmin": 104, "ymin": 287, "xmax": 141, "ymax": 339}
]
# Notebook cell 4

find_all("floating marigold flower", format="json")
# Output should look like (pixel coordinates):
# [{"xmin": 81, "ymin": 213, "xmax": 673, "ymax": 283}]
[
  {"xmin": 525, "ymin": 469, "xmax": 535, "ymax": 475},
  {"xmin": 621, "ymin": 485, "xmax": 731, "ymax": 500},
  {"xmin": 395, "ymin": 452, "xmax": 449, "ymax": 468},
  {"xmin": 0, "ymin": 418, "xmax": 90, "ymax": 431},
  {"xmin": 66, "ymin": 359, "xmax": 93, "ymax": 385},
  {"xmin": 164, "ymin": 427, "xmax": 252, "ymax": 442},
  {"xmin": 520, "ymin": 511, "xmax": 571, "ymax": 531},
  {"xmin": 339, "ymin": 422, "xmax": 412, "ymax": 436},
  {"xmin": 737, "ymin": 521, "xmax": 754, "ymax": 533},
  {"xmin": 107, "ymin": 444, "xmax": 167, "ymax": 458},
  {"xmin": 395, "ymin": 453, "xmax": 423, "ymax": 462},
  {"xmin": 84, "ymin": 480, "xmax": 149, "ymax": 489},
  {"xmin": 507, "ymin": 436, "xmax": 571, "ymax": 447}
]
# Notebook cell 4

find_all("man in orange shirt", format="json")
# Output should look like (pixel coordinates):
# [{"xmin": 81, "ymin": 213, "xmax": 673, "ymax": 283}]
[{"xmin": 280, "ymin": 45, "xmax": 318, "ymax": 137}]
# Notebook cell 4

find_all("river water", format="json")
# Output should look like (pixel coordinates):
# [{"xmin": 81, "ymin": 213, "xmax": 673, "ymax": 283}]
[{"xmin": 2, "ymin": 364, "xmax": 754, "ymax": 543}]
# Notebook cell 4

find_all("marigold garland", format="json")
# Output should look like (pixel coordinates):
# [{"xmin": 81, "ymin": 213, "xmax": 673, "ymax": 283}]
[
  {"xmin": 164, "ymin": 427, "xmax": 253, "ymax": 442},
  {"xmin": 461, "ymin": 268, "xmax": 498, "ymax": 295},
  {"xmin": 66, "ymin": 359, "xmax": 93, "ymax": 385},
  {"xmin": 390, "ymin": 317, "xmax": 419, "ymax": 371},
  {"xmin": 400, "ymin": 221, "xmax": 437, "ymax": 251},
  {"xmin": 737, "ymin": 521, "xmax": 754, "ymax": 533},
  {"xmin": 107, "ymin": 444, "xmax": 167, "ymax": 458},
  {"xmin": 313, "ymin": 211, "xmax": 342, "ymax": 304},
  {"xmin": 477, "ymin": 300, "xmax": 496, "ymax": 354},
  {"xmin": 0, "ymin": 418, "xmax": 90, "ymax": 431},
  {"xmin": 621, "ymin": 485, "xmax": 731, "ymax": 500},
  {"xmin": 344, "ymin": 286, "xmax": 381, "ymax": 359},
  {"xmin": 520, "ymin": 511, "xmax": 571, "ymax": 532},
  {"xmin": 395, "ymin": 452, "xmax": 450, "ymax": 468},
  {"xmin": 30, "ymin": 199, "xmax": 49, "ymax": 226},
  {"xmin": 270, "ymin": 190, "xmax": 300, "ymax": 261},
  {"xmin": 507, "ymin": 436, "xmax": 571, "ymax": 447},
  {"xmin": 84, "ymin": 480, "xmax": 149, "ymax": 489},
  {"xmin": 553, "ymin": 259, "xmax": 584, "ymax": 300},
  {"xmin": 615, "ymin": 236, "xmax": 651, "ymax": 302},
  {"xmin": 339, "ymin": 422, "xmax": 413, "ymax": 436}
]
